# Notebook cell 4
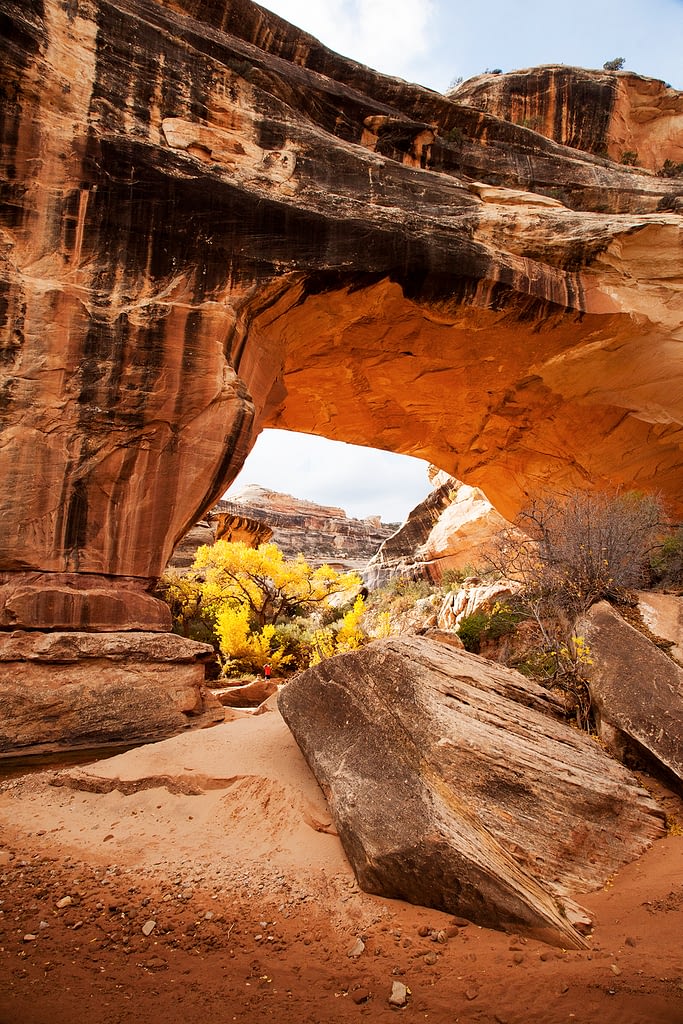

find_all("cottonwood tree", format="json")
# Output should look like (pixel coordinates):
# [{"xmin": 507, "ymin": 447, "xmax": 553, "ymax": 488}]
[{"xmin": 193, "ymin": 540, "xmax": 361, "ymax": 627}]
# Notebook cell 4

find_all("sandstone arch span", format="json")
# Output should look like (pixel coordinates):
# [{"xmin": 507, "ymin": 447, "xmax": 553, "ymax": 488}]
[{"xmin": 1, "ymin": 0, "xmax": 682, "ymax": 636}]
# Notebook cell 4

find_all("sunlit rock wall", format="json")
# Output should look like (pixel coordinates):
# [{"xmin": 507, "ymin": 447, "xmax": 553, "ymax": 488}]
[{"xmin": 1, "ymin": 0, "xmax": 681, "ymax": 632}]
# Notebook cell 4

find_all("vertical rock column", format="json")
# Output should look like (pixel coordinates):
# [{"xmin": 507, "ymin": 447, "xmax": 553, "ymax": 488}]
[
  {"xmin": 0, "ymin": 0, "xmax": 256, "ymax": 633},
  {"xmin": 0, "ymin": 1, "xmax": 259, "ymax": 749}
]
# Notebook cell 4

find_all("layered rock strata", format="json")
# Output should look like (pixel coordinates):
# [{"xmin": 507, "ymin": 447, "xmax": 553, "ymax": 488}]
[
  {"xmin": 365, "ymin": 472, "xmax": 507, "ymax": 587},
  {"xmin": 454, "ymin": 65, "xmax": 683, "ymax": 172},
  {"xmin": 0, "ymin": 631, "xmax": 223, "ymax": 755},
  {"xmin": 219, "ymin": 487, "xmax": 396, "ymax": 571},
  {"xmin": 279, "ymin": 636, "xmax": 665, "ymax": 946},
  {"xmin": 1, "ymin": 1, "xmax": 682, "ymax": 643}
]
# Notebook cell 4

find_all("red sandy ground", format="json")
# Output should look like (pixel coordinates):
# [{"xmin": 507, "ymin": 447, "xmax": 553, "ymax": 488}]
[{"xmin": 0, "ymin": 710, "xmax": 682, "ymax": 1024}]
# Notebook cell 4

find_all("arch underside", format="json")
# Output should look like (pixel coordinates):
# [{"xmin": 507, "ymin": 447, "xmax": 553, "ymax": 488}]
[{"xmin": 0, "ymin": 0, "xmax": 681, "ymax": 631}]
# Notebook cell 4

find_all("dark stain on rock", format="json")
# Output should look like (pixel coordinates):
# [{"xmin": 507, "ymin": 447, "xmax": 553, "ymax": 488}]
[{"xmin": 64, "ymin": 478, "xmax": 89, "ymax": 563}]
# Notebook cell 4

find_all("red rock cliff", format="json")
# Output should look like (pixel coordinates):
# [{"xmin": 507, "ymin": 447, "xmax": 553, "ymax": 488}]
[{"xmin": 1, "ymin": 0, "xmax": 681, "ymax": 631}]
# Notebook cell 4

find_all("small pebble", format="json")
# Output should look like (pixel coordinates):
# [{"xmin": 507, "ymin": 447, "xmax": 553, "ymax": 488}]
[
  {"xmin": 141, "ymin": 920, "xmax": 156, "ymax": 937},
  {"xmin": 388, "ymin": 980, "xmax": 408, "ymax": 1007}
]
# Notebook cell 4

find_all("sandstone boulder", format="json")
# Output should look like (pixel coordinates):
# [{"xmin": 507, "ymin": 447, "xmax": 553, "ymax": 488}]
[
  {"xmin": 438, "ymin": 579, "xmax": 521, "ymax": 631},
  {"xmin": 212, "ymin": 677, "xmax": 278, "ymax": 708},
  {"xmin": 579, "ymin": 601, "xmax": 683, "ymax": 784},
  {"xmin": 278, "ymin": 637, "xmax": 664, "ymax": 946},
  {"xmin": 0, "ymin": 632, "xmax": 223, "ymax": 755}
]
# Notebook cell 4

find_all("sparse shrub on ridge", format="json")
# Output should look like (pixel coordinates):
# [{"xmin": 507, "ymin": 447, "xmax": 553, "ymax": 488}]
[
  {"xmin": 483, "ymin": 488, "xmax": 669, "ymax": 729},
  {"xmin": 657, "ymin": 160, "xmax": 683, "ymax": 178}
]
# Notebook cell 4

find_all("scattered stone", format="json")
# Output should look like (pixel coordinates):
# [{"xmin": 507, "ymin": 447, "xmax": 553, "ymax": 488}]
[
  {"xmin": 625, "ymin": 936, "xmax": 637, "ymax": 947},
  {"xmin": 465, "ymin": 987, "xmax": 479, "ymax": 1001},
  {"xmin": 56, "ymin": 896, "xmax": 73, "ymax": 909},
  {"xmin": 22, "ymin": 934, "xmax": 37, "ymax": 942},
  {"xmin": 417, "ymin": 925, "xmax": 430, "ymax": 937},
  {"xmin": 388, "ymin": 980, "xmax": 408, "ymax": 1007},
  {"xmin": 141, "ymin": 920, "xmax": 156, "ymax": 937},
  {"xmin": 347, "ymin": 938, "xmax": 365, "ymax": 958},
  {"xmin": 611, "ymin": 964, "xmax": 622, "ymax": 976},
  {"xmin": 351, "ymin": 987, "xmax": 370, "ymax": 1004},
  {"xmin": 434, "ymin": 929, "xmax": 448, "ymax": 944},
  {"xmin": 424, "ymin": 952, "xmax": 438, "ymax": 966},
  {"xmin": 142, "ymin": 955, "xmax": 168, "ymax": 971},
  {"xmin": 512, "ymin": 952, "xmax": 524, "ymax": 964}
]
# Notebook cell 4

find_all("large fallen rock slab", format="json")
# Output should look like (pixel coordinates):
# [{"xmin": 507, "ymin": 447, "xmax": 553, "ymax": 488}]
[
  {"xmin": 579, "ymin": 601, "xmax": 683, "ymax": 784},
  {"xmin": 0, "ymin": 631, "xmax": 223, "ymax": 755},
  {"xmin": 278, "ymin": 636, "xmax": 664, "ymax": 947}
]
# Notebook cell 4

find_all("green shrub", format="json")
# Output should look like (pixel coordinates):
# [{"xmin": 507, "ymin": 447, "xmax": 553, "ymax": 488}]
[
  {"xmin": 443, "ymin": 126, "xmax": 464, "ymax": 146},
  {"xmin": 456, "ymin": 602, "xmax": 523, "ymax": 652},
  {"xmin": 387, "ymin": 576, "xmax": 433, "ymax": 600},
  {"xmin": 620, "ymin": 150, "xmax": 638, "ymax": 166},
  {"xmin": 456, "ymin": 611, "xmax": 489, "ymax": 653},
  {"xmin": 650, "ymin": 530, "xmax": 683, "ymax": 586},
  {"xmin": 657, "ymin": 160, "xmax": 683, "ymax": 178},
  {"xmin": 440, "ymin": 566, "xmax": 478, "ymax": 591}
]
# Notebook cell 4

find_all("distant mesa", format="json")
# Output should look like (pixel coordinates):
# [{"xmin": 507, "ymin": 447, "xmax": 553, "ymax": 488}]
[{"xmin": 168, "ymin": 484, "xmax": 398, "ymax": 574}]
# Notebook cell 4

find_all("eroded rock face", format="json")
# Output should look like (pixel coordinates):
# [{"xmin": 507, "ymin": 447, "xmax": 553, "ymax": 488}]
[
  {"xmin": 1, "ymin": 2, "xmax": 682, "ymax": 635},
  {"xmin": 455, "ymin": 65, "xmax": 683, "ymax": 172},
  {"xmin": 220, "ymin": 487, "xmax": 396, "ymax": 571},
  {"xmin": 366, "ymin": 472, "xmax": 507, "ymax": 587},
  {"xmin": 579, "ymin": 601, "xmax": 683, "ymax": 784},
  {"xmin": 0, "ymin": 631, "xmax": 223, "ymax": 754},
  {"xmin": 278, "ymin": 636, "xmax": 664, "ymax": 946}
]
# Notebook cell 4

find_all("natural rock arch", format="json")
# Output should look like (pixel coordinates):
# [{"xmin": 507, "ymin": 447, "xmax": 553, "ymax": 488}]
[{"xmin": 1, "ymin": 0, "xmax": 682, "ymax": 637}]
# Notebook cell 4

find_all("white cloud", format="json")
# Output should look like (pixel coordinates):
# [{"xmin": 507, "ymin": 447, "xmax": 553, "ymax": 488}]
[
  {"xmin": 261, "ymin": 0, "xmax": 683, "ymax": 91},
  {"xmin": 260, "ymin": 0, "xmax": 436, "ymax": 82},
  {"xmin": 225, "ymin": 430, "xmax": 432, "ymax": 523}
]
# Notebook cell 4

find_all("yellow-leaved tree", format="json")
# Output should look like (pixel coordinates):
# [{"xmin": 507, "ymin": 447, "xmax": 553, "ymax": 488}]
[
  {"xmin": 187, "ymin": 540, "xmax": 362, "ymax": 674},
  {"xmin": 214, "ymin": 605, "xmax": 291, "ymax": 676},
  {"xmin": 194, "ymin": 541, "xmax": 361, "ymax": 625},
  {"xmin": 309, "ymin": 595, "xmax": 368, "ymax": 666}
]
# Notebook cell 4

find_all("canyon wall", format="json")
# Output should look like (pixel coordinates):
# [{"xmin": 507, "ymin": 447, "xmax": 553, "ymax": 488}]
[
  {"xmin": 454, "ymin": 65, "xmax": 683, "ymax": 172},
  {"xmin": 217, "ymin": 487, "xmax": 396, "ymax": 572},
  {"xmin": 1, "ymin": 0, "xmax": 682, "ymax": 636}
]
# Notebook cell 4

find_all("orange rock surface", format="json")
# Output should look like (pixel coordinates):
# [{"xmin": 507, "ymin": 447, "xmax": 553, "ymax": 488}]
[{"xmin": 1, "ymin": 1, "xmax": 681, "ymax": 632}]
